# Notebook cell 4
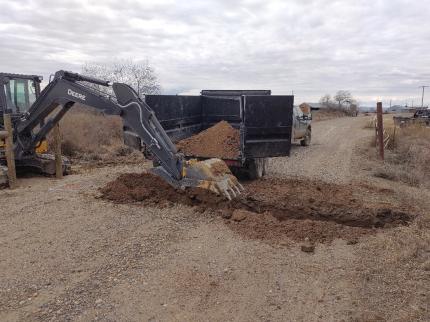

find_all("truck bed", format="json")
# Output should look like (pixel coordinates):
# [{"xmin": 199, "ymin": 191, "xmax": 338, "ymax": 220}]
[{"xmin": 142, "ymin": 92, "xmax": 294, "ymax": 165}]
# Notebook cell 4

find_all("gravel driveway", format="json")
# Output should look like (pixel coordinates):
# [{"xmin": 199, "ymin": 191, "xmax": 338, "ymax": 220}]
[{"xmin": 269, "ymin": 116, "xmax": 371, "ymax": 183}]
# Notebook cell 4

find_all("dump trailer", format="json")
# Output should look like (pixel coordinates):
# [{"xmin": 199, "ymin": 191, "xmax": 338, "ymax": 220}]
[
  {"xmin": 0, "ymin": 70, "xmax": 242, "ymax": 199},
  {"xmin": 124, "ymin": 90, "xmax": 294, "ymax": 179}
]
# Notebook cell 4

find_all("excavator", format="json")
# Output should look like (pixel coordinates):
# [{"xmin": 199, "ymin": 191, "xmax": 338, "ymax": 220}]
[{"xmin": 0, "ymin": 70, "xmax": 243, "ymax": 199}]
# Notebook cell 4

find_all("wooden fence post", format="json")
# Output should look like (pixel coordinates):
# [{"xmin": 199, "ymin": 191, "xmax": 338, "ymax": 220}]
[
  {"xmin": 376, "ymin": 102, "xmax": 384, "ymax": 160},
  {"xmin": 53, "ymin": 123, "xmax": 63, "ymax": 179},
  {"xmin": 3, "ymin": 114, "xmax": 17, "ymax": 188}
]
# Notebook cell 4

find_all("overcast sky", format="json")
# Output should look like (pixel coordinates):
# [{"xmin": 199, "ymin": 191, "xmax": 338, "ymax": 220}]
[{"xmin": 1, "ymin": 0, "xmax": 430, "ymax": 106}]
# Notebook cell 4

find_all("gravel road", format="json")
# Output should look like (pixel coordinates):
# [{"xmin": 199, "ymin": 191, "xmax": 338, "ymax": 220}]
[
  {"xmin": 1, "ymin": 116, "xmax": 428, "ymax": 322},
  {"xmin": 269, "ymin": 116, "xmax": 371, "ymax": 183}
]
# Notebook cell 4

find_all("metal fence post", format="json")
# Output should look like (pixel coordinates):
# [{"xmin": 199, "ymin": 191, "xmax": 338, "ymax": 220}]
[{"xmin": 376, "ymin": 102, "xmax": 384, "ymax": 160}]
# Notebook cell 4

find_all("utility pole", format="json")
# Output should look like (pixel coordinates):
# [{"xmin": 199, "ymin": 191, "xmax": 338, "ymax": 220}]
[{"xmin": 419, "ymin": 85, "xmax": 429, "ymax": 108}]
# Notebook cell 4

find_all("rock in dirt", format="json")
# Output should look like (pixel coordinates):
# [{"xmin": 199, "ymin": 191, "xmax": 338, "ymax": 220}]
[
  {"xmin": 301, "ymin": 237, "xmax": 315, "ymax": 253},
  {"xmin": 231, "ymin": 209, "xmax": 253, "ymax": 222},
  {"xmin": 421, "ymin": 260, "xmax": 430, "ymax": 271},
  {"xmin": 219, "ymin": 209, "xmax": 233, "ymax": 219},
  {"xmin": 176, "ymin": 121, "xmax": 240, "ymax": 159},
  {"xmin": 300, "ymin": 244, "xmax": 315, "ymax": 253},
  {"xmin": 346, "ymin": 239, "xmax": 358, "ymax": 245}
]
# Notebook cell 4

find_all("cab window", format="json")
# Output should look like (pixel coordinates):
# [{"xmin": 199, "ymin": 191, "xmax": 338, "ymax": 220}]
[
  {"xmin": 3, "ymin": 78, "xmax": 37, "ymax": 113},
  {"xmin": 27, "ymin": 79, "xmax": 37, "ymax": 106},
  {"xmin": 4, "ymin": 80, "xmax": 17, "ymax": 112},
  {"xmin": 16, "ymin": 80, "xmax": 26, "ymax": 111}
]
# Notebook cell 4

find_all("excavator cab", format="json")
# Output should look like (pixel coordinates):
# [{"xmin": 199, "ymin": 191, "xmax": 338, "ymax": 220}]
[
  {"xmin": 0, "ymin": 73, "xmax": 49, "ymax": 161},
  {"xmin": 0, "ymin": 73, "xmax": 42, "ymax": 114}
]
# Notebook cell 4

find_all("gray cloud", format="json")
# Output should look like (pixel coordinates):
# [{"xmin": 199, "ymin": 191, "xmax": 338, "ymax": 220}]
[{"xmin": 1, "ymin": 0, "xmax": 429, "ymax": 106}]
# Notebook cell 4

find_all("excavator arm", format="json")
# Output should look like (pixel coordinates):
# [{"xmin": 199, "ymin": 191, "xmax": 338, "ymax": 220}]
[
  {"xmin": 14, "ymin": 70, "xmax": 183, "ymax": 180},
  {"xmin": 12, "ymin": 70, "xmax": 242, "ymax": 199}
]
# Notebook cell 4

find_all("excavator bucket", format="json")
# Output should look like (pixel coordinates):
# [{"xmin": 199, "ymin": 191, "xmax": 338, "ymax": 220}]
[
  {"xmin": 151, "ymin": 158, "xmax": 244, "ymax": 200},
  {"xmin": 181, "ymin": 158, "xmax": 244, "ymax": 200}
]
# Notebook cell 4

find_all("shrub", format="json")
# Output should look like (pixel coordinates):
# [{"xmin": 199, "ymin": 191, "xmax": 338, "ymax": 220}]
[{"xmin": 48, "ymin": 104, "xmax": 125, "ymax": 158}]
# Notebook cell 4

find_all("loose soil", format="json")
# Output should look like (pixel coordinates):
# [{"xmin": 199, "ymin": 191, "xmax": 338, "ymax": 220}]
[
  {"xmin": 100, "ymin": 172, "xmax": 415, "ymax": 244},
  {"xmin": 176, "ymin": 121, "xmax": 240, "ymax": 159}
]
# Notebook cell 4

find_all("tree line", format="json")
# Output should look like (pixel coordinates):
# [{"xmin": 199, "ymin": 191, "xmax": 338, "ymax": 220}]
[{"xmin": 319, "ymin": 90, "xmax": 359, "ymax": 116}]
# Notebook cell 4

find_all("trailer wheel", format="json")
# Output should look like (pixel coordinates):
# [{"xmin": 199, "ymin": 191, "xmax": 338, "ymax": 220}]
[
  {"xmin": 262, "ymin": 158, "xmax": 268, "ymax": 176},
  {"xmin": 246, "ymin": 158, "xmax": 268, "ymax": 180}
]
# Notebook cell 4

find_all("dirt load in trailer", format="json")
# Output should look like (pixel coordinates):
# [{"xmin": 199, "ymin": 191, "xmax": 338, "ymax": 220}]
[
  {"xmin": 176, "ymin": 121, "xmax": 240, "ymax": 160},
  {"xmin": 124, "ymin": 90, "xmax": 294, "ymax": 179}
]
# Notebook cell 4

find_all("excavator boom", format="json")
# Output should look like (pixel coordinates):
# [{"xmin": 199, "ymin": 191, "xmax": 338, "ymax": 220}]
[{"xmin": 2, "ymin": 70, "xmax": 242, "ymax": 199}]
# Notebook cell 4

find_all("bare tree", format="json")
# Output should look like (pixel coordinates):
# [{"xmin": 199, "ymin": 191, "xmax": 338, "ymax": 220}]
[
  {"xmin": 319, "ymin": 94, "xmax": 333, "ymax": 108},
  {"xmin": 321, "ymin": 91, "xmax": 358, "ymax": 115},
  {"xmin": 81, "ymin": 59, "xmax": 161, "ymax": 97},
  {"xmin": 334, "ymin": 90, "xmax": 353, "ymax": 108},
  {"xmin": 349, "ymin": 103, "xmax": 359, "ymax": 116}
]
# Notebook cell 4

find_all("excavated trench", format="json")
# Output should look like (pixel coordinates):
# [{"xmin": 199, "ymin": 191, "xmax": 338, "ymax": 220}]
[{"xmin": 100, "ymin": 172, "xmax": 415, "ymax": 244}]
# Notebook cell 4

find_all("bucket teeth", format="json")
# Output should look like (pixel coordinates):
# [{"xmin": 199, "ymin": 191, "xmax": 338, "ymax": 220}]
[
  {"xmin": 229, "ymin": 187, "xmax": 237, "ymax": 198},
  {"xmin": 180, "ymin": 158, "xmax": 244, "ymax": 200},
  {"xmin": 231, "ymin": 182, "xmax": 242, "ymax": 195},
  {"xmin": 224, "ymin": 189, "xmax": 232, "ymax": 201}
]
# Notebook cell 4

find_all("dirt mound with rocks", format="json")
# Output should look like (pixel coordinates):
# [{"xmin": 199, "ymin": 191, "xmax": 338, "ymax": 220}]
[
  {"xmin": 100, "ymin": 173, "xmax": 415, "ymax": 244},
  {"xmin": 176, "ymin": 121, "xmax": 240, "ymax": 159}
]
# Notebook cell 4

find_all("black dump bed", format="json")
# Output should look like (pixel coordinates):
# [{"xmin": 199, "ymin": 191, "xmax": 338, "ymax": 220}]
[{"xmin": 144, "ymin": 91, "xmax": 293, "ymax": 163}]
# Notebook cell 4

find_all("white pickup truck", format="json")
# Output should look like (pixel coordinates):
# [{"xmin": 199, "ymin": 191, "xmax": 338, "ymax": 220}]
[{"xmin": 292, "ymin": 105, "xmax": 312, "ymax": 146}]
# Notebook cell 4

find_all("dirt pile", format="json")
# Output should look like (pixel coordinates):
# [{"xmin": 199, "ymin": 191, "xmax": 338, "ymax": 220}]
[
  {"xmin": 100, "ymin": 172, "xmax": 227, "ymax": 208},
  {"xmin": 176, "ymin": 121, "xmax": 240, "ymax": 159},
  {"xmin": 100, "ymin": 173, "xmax": 415, "ymax": 244}
]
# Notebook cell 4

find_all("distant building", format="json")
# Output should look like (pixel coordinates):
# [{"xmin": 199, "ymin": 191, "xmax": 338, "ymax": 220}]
[
  {"xmin": 299, "ymin": 102, "xmax": 323, "ymax": 113},
  {"xmin": 359, "ymin": 106, "xmax": 376, "ymax": 113},
  {"xmin": 386, "ymin": 105, "xmax": 403, "ymax": 113},
  {"xmin": 387, "ymin": 105, "xmax": 417, "ymax": 114}
]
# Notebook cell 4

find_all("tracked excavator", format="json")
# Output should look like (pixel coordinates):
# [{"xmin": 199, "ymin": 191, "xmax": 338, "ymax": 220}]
[{"xmin": 0, "ymin": 70, "xmax": 243, "ymax": 199}]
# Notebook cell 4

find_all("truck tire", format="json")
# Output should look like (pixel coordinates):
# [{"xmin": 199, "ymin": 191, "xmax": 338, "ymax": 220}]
[
  {"xmin": 246, "ymin": 158, "xmax": 268, "ymax": 180},
  {"xmin": 300, "ymin": 128, "xmax": 311, "ymax": 146},
  {"xmin": 262, "ymin": 158, "xmax": 269, "ymax": 176}
]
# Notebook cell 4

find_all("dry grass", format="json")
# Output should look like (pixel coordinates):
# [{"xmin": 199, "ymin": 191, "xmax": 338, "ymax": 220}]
[
  {"xmin": 312, "ymin": 108, "xmax": 350, "ymax": 122},
  {"xmin": 367, "ymin": 115, "xmax": 397, "ymax": 149},
  {"xmin": 364, "ymin": 116, "xmax": 376, "ymax": 129},
  {"xmin": 354, "ymin": 221, "xmax": 430, "ymax": 321},
  {"xmin": 371, "ymin": 123, "xmax": 430, "ymax": 188},
  {"xmin": 47, "ymin": 104, "xmax": 130, "ymax": 160},
  {"xmin": 354, "ymin": 130, "xmax": 430, "ymax": 320}
]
